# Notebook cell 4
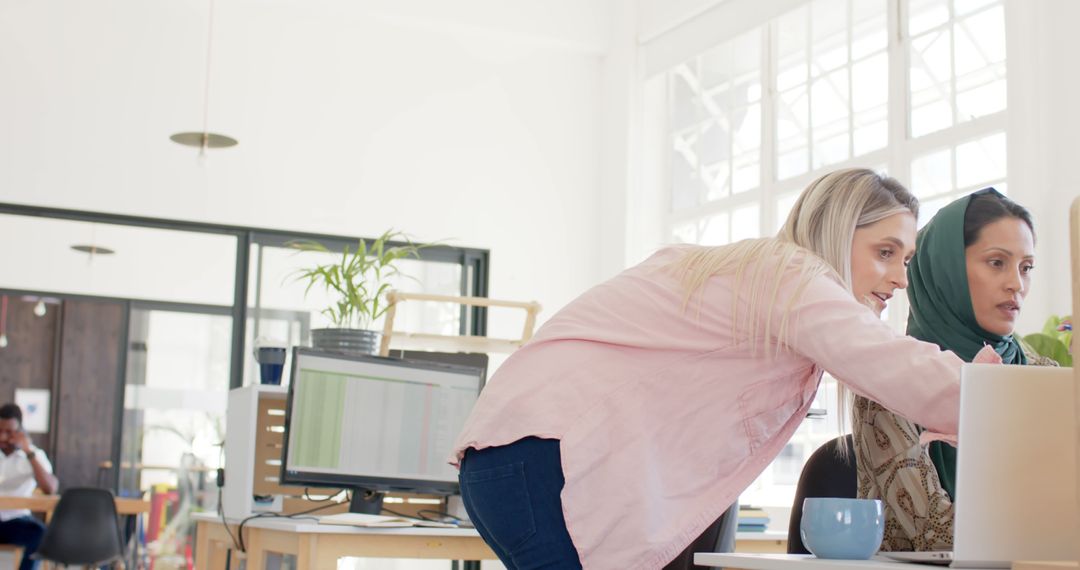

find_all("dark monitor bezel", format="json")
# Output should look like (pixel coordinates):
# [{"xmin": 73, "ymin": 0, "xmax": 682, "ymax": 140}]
[{"xmin": 279, "ymin": 347, "xmax": 483, "ymax": 496}]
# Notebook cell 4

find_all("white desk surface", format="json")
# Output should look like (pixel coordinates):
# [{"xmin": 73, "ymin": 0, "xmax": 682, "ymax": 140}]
[
  {"xmin": 192, "ymin": 511, "xmax": 481, "ymax": 537},
  {"xmin": 693, "ymin": 553, "xmax": 997, "ymax": 570}
]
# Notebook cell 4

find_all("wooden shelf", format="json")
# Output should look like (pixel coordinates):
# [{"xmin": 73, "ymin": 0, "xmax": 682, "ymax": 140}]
[
  {"xmin": 379, "ymin": 291, "xmax": 541, "ymax": 356},
  {"xmin": 383, "ymin": 332, "xmax": 524, "ymax": 354}
]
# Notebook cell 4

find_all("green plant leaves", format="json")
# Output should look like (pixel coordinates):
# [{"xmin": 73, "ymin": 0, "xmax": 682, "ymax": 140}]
[
  {"xmin": 1022, "ymin": 332, "xmax": 1072, "ymax": 367},
  {"xmin": 287, "ymin": 230, "xmax": 426, "ymax": 329}
]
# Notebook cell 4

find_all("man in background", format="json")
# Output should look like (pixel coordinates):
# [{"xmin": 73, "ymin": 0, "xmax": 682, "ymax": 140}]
[{"xmin": 0, "ymin": 403, "xmax": 58, "ymax": 570}]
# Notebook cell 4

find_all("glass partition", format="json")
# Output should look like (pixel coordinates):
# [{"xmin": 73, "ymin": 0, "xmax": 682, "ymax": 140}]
[
  {"xmin": 0, "ymin": 213, "xmax": 236, "ymax": 306},
  {"xmin": 244, "ymin": 241, "xmax": 469, "ymax": 387}
]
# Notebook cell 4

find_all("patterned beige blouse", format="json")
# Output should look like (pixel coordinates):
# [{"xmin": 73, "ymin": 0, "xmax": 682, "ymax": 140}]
[{"xmin": 852, "ymin": 342, "xmax": 1057, "ymax": 551}]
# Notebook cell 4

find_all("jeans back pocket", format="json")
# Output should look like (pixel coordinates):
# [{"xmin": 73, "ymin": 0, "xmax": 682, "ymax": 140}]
[{"xmin": 461, "ymin": 461, "xmax": 537, "ymax": 552}]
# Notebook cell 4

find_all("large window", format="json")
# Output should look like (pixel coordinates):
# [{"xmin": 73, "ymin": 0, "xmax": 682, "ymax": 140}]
[{"xmin": 661, "ymin": 0, "xmax": 1007, "ymax": 507}]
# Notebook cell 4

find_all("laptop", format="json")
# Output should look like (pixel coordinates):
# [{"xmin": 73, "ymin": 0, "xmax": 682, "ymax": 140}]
[{"xmin": 882, "ymin": 364, "xmax": 1078, "ymax": 568}]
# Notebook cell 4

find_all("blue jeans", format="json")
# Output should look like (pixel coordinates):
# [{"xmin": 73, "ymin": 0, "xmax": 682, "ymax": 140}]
[
  {"xmin": 0, "ymin": 516, "xmax": 44, "ymax": 570},
  {"xmin": 459, "ymin": 437, "xmax": 582, "ymax": 569}
]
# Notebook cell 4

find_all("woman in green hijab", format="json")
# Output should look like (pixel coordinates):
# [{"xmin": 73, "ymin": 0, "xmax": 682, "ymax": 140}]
[{"xmin": 851, "ymin": 188, "xmax": 1056, "ymax": 551}]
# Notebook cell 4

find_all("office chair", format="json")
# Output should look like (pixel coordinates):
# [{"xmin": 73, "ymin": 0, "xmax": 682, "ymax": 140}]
[
  {"xmin": 787, "ymin": 434, "xmax": 857, "ymax": 554},
  {"xmin": 36, "ymin": 488, "xmax": 126, "ymax": 568},
  {"xmin": 662, "ymin": 501, "xmax": 739, "ymax": 570}
]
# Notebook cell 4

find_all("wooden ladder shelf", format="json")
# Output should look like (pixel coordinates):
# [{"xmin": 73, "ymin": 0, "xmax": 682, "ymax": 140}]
[{"xmin": 378, "ymin": 291, "xmax": 541, "ymax": 356}]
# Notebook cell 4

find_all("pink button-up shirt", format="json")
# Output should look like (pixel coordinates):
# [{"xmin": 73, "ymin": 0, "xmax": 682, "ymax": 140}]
[{"xmin": 452, "ymin": 245, "xmax": 962, "ymax": 569}]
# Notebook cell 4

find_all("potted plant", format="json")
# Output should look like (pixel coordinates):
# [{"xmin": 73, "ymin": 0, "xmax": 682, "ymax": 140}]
[{"xmin": 289, "ymin": 229, "xmax": 424, "ymax": 356}]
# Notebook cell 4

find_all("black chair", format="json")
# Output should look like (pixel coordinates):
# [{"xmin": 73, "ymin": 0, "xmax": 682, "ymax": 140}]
[
  {"xmin": 663, "ymin": 500, "xmax": 739, "ymax": 570},
  {"xmin": 36, "ymin": 488, "xmax": 125, "ymax": 568},
  {"xmin": 787, "ymin": 434, "xmax": 857, "ymax": 554}
]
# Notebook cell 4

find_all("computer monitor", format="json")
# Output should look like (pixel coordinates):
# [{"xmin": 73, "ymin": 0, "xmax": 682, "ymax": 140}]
[
  {"xmin": 385, "ymin": 349, "xmax": 489, "ymax": 391},
  {"xmin": 280, "ymin": 347, "xmax": 483, "ymax": 514}
]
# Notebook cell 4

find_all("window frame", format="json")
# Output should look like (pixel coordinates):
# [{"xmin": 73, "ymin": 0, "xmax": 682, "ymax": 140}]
[{"xmin": 658, "ymin": 0, "xmax": 1008, "ymax": 507}]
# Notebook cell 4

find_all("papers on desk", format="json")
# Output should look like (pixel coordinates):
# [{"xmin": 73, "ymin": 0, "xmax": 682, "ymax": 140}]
[{"xmin": 318, "ymin": 513, "xmax": 458, "ymax": 528}]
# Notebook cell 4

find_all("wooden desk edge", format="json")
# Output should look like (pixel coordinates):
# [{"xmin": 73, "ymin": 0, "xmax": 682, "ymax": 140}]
[{"xmin": 0, "ymin": 496, "xmax": 151, "ymax": 514}]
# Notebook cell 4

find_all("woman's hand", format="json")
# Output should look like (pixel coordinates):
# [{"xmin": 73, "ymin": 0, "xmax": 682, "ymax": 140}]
[{"xmin": 973, "ymin": 344, "xmax": 1003, "ymax": 364}]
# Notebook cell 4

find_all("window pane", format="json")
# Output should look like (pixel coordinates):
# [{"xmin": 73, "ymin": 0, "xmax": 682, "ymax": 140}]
[
  {"xmin": 0, "ymin": 215, "xmax": 236, "ymax": 306},
  {"xmin": 703, "ymin": 161, "xmax": 731, "ymax": 201},
  {"xmin": 955, "ymin": 0, "xmax": 997, "ymax": 16},
  {"xmin": 732, "ymin": 104, "xmax": 762, "ymax": 194},
  {"xmin": 700, "ymin": 120, "xmax": 731, "ymax": 167},
  {"xmin": 777, "ymin": 5, "xmax": 810, "ymax": 89},
  {"xmin": 731, "ymin": 30, "xmax": 763, "ymax": 106},
  {"xmin": 908, "ymin": 2, "xmax": 1006, "ymax": 138},
  {"xmin": 956, "ymin": 72, "xmax": 1006, "ymax": 121},
  {"xmin": 811, "ymin": 0, "xmax": 848, "ymax": 76},
  {"xmin": 909, "ymin": 0, "xmax": 950, "ymax": 36},
  {"xmin": 852, "ymin": 53, "xmax": 888, "ymax": 155},
  {"xmin": 669, "ymin": 29, "xmax": 761, "ymax": 212},
  {"xmin": 776, "ymin": 192, "xmax": 800, "ymax": 233},
  {"xmin": 732, "ymin": 204, "xmax": 761, "ymax": 241},
  {"xmin": 955, "ymin": 7, "xmax": 1005, "ymax": 75},
  {"xmin": 119, "ymin": 308, "xmax": 232, "ymax": 544},
  {"xmin": 851, "ymin": 0, "xmax": 887, "ymax": 59},
  {"xmin": 955, "ymin": 7, "xmax": 1006, "ymax": 120},
  {"xmin": 911, "ymin": 147, "xmax": 953, "ymax": 198},
  {"xmin": 699, "ymin": 213, "xmax": 730, "ymax": 245},
  {"xmin": 670, "ymin": 64, "xmax": 701, "ymax": 131},
  {"xmin": 672, "ymin": 129, "xmax": 705, "ymax": 210},
  {"xmin": 777, "ymin": 85, "xmax": 810, "ymax": 179},
  {"xmin": 918, "ymin": 194, "xmax": 954, "ymax": 228},
  {"xmin": 910, "ymin": 29, "xmax": 954, "ymax": 137},
  {"xmin": 956, "ymin": 131, "xmax": 1006, "ymax": 189},
  {"xmin": 811, "ymin": 69, "xmax": 851, "ymax": 168},
  {"xmin": 672, "ymin": 222, "xmax": 699, "ymax": 244},
  {"xmin": 852, "ymin": 54, "xmax": 888, "ymax": 113},
  {"xmin": 244, "ymin": 244, "xmax": 464, "ymax": 386}
]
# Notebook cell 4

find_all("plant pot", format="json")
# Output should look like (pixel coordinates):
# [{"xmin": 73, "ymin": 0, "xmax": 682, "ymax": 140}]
[{"xmin": 311, "ymin": 328, "xmax": 381, "ymax": 357}]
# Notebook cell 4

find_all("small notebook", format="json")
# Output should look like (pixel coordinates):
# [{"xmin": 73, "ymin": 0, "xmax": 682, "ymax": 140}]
[{"xmin": 318, "ymin": 513, "xmax": 457, "ymax": 528}]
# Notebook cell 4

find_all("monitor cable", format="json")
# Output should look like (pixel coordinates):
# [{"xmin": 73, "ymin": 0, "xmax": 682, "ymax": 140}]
[
  {"xmin": 237, "ymin": 498, "xmax": 345, "ymax": 553},
  {"xmin": 215, "ymin": 468, "xmax": 244, "ymax": 555}
]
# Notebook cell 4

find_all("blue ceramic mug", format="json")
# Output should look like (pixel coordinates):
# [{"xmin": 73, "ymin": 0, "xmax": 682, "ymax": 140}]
[{"xmin": 800, "ymin": 497, "xmax": 884, "ymax": 560}]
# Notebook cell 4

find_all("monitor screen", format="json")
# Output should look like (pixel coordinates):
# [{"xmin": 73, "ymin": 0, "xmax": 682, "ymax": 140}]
[{"xmin": 281, "ymin": 348, "xmax": 482, "ymax": 495}]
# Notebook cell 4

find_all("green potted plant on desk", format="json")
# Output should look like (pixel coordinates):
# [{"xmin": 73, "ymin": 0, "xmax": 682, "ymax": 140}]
[{"xmin": 290, "ymin": 229, "xmax": 424, "ymax": 356}]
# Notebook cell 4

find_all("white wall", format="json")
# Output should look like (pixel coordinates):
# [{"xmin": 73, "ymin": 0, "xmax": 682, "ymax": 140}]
[
  {"xmin": 0, "ymin": 0, "xmax": 611, "ymax": 336},
  {"xmin": 1005, "ymin": 0, "xmax": 1080, "ymax": 333}
]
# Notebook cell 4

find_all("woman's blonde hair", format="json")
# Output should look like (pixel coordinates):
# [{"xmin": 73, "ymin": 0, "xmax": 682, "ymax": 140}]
[
  {"xmin": 672, "ymin": 168, "xmax": 918, "ymax": 354},
  {"xmin": 672, "ymin": 168, "xmax": 917, "ymax": 441}
]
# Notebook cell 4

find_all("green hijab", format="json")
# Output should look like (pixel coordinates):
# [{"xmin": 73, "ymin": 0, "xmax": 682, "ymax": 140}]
[{"xmin": 905, "ymin": 188, "xmax": 1027, "ymax": 499}]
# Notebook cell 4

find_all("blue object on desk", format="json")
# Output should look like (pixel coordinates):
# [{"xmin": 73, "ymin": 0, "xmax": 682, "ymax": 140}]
[
  {"xmin": 256, "ymin": 347, "xmax": 286, "ymax": 385},
  {"xmin": 800, "ymin": 497, "xmax": 883, "ymax": 560}
]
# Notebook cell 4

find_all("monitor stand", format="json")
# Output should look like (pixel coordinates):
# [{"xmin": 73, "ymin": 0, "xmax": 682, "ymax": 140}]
[{"xmin": 349, "ymin": 488, "xmax": 385, "ymax": 515}]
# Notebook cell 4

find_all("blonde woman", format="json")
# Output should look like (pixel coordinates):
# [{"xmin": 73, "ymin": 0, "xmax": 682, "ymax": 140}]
[{"xmin": 451, "ymin": 169, "xmax": 996, "ymax": 570}]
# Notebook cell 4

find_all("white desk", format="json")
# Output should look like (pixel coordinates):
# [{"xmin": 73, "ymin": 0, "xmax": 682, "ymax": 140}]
[
  {"xmin": 693, "ymin": 553, "xmax": 999, "ymax": 570},
  {"xmin": 193, "ymin": 512, "xmax": 495, "ymax": 569}
]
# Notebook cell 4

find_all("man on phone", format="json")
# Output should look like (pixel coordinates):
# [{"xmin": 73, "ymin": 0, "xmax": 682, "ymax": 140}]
[{"xmin": 0, "ymin": 403, "xmax": 58, "ymax": 570}]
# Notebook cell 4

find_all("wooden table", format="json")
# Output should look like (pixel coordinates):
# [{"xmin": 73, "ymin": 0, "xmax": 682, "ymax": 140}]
[
  {"xmin": 0, "ymin": 495, "xmax": 150, "ymax": 569},
  {"xmin": 0, "ymin": 495, "xmax": 150, "ymax": 521},
  {"xmin": 194, "ymin": 512, "xmax": 496, "ymax": 569}
]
